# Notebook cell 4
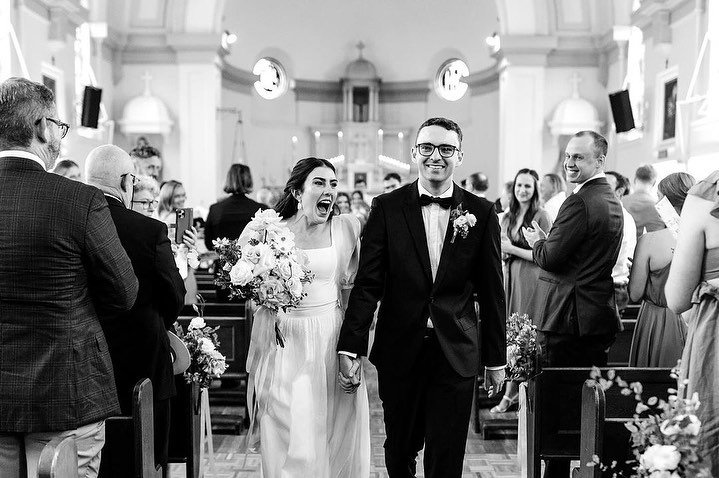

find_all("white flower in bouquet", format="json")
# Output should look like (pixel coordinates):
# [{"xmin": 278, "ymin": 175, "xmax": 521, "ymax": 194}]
[
  {"xmin": 506, "ymin": 344, "xmax": 520, "ymax": 368},
  {"xmin": 246, "ymin": 208, "xmax": 283, "ymax": 233},
  {"xmin": 241, "ymin": 243, "xmax": 264, "ymax": 264},
  {"xmin": 660, "ymin": 414, "xmax": 701, "ymax": 437},
  {"xmin": 269, "ymin": 229, "xmax": 296, "ymax": 254},
  {"xmin": 258, "ymin": 277, "xmax": 283, "ymax": 304},
  {"xmin": 276, "ymin": 257, "xmax": 293, "ymax": 279},
  {"xmin": 252, "ymin": 243, "xmax": 277, "ymax": 277},
  {"xmin": 187, "ymin": 249, "xmax": 200, "ymax": 269},
  {"xmin": 640, "ymin": 444, "xmax": 681, "ymax": 472},
  {"xmin": 229, "ymin": 260, "xmax": 254, "ymax": 286},
  {"xmin": 648, "ymin": 471, "xmax": 680, "ymax": 478},
  {"xmin": 287, "ymin": 276, "xmax": 303, "ymax": 298},
  {"xmin": 199, "ymin": 337, "xmax": 216, "ymax": 354},
  {"xmin": 189, "ymin": 316, "xmax": 206, "ymax": 330}
]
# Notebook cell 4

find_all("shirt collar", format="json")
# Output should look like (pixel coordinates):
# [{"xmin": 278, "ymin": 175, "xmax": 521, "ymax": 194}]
[
  {"xmin": 103, "ymin": 193, "xmax": 124, "ymax": 205},
  {"xmin": 0, "ymin": 150, "xmax": 47, "ymax": 171},
  {"xmin": 573, "ymin": 172, "xmax": 606, "ymax": 193},
  {"xmin": 417, "ymin": 181, "xmax": 454, "ymax": 199}
]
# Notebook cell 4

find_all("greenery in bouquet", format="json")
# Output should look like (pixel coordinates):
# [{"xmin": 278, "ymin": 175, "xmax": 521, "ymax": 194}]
[
  {"xmin": 587, "ymin": 365, "xmax": 709, "ymax": 478},
  {"xmin": 505, "ymin": 312, "xmax": 538, "ymax": 382},
  {"xmin": 176, "ymin": 301, "xmax": 228, "ymax": 389}
]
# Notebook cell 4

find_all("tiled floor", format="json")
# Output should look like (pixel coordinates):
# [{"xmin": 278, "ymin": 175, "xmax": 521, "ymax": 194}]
[{"xmin": 170, "ymin": 363, "xmax": 520, "ymax": 477}]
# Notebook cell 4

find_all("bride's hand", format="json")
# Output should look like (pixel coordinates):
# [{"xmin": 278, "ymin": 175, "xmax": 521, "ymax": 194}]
[{"xmin": 338, "ymin": 355, "xmax": 361, "ymax": 394}]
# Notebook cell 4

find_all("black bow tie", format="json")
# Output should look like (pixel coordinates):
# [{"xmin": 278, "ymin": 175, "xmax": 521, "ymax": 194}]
[{"xmin": 419, "ymin": 194, "xmax": 453, "ymax": 209}]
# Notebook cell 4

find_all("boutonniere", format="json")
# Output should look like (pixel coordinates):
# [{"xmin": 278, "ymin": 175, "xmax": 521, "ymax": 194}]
[{"xmin": 450, "ymin": 203, "xmax": 477, "ymax": 243}]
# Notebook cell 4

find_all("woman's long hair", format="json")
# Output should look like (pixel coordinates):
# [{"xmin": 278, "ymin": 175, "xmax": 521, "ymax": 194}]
[
  {"xmin": 274, "ymin": 157, "xmax": 336, "ymax": 219},
  {"xmin": 506, "ymin": 168, "xmax": 540, "ymax": 241},
  {"xmin": 157, "ymin": 179, "xmax": 184, "ymax": 217}
]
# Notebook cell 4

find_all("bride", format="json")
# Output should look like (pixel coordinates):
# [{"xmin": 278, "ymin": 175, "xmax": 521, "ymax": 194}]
[{"xmin": 245, "ymin": 157, "xmax": 370, "ymax": 477}]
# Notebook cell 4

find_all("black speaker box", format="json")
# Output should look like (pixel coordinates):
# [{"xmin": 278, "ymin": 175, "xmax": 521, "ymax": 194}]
[
  {"xmin": 609, "ymin": 89, "xmax": 635, "ymax": 133},
  {"xmin": 81, "ymin": 86, "xmax": 102, "ymax": 128}
]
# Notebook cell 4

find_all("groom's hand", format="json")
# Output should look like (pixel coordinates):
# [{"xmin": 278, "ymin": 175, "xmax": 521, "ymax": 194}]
[
  {"xmin": 338, "ymin": 355, "xmax": 361, "ymax": 394},
  {"xmin": 484, "ymin": 367, "xmax": 506, "ymax": 397}
]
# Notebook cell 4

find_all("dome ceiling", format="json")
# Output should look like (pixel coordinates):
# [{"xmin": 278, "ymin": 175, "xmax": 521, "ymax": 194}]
[{"xmin": 221, "ymin": 0, "xmax": 500, "ymax": 83}]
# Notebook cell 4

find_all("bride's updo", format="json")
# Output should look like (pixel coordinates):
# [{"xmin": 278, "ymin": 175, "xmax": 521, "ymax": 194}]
[{"xmin": 274, "ymin": 157, "xmax": 336, "ymax": 219}]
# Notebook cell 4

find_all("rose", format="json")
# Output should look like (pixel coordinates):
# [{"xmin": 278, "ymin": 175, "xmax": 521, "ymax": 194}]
[
  {"xmin": 253, "ymin": 243, "xmax": 277, "ymax": 277},
  {"xmin": 660, "ymin": 414, "xmax": 701, "ymax": 436},
  {"xmin": 241, "ymin": 243, "xmax": 263, "ymax": 264},
  {"xmin": 276, "ymin": 258, "xmax": 293, "ymax": 279},
  {"xmin": 454, "ymin": 216, "xmax": 468, "ymax": 228},
  {"xmin": 466, "ymin": 213, "xmax": 477, "ymax": 227},
  {"xmin": 258, "ymin": 277, "xmax": 283, "ymax": 303},
  {"xmin": 639, "ymin": 444, "xmax": 681, "ymax": 472},
  {"xmin": 229, "ymin": 260, "xmax": 254, "ymax": 286},
  {"xmin": 187, "ymin": 249, "xmax": 200, "ymax": 269},
  {"xmin": 287, "ymin": 276, "xmax": 303, "ymax": 298},
  {"xmin": 189, "ymin": 316, "xmax": 206, "ymax": 330},
  {"xmin": 198, "ymin": 337, "xmax": 216, "ymax": 354},
  {"xmin": 648, "ymin": 471, "xmax": 679, "ymax": 478}
]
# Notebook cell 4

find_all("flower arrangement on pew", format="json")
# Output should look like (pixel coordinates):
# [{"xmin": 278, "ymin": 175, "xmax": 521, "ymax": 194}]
[
  {"xmin": 587, "ymin": 365, "xmax": 709, "ymax": 477},
  {"xmin": 176, "ymin": 299, "xmax": 228, "ymax": 389},
  {"xmin": 505, "ymin": 312, "xmax": 538, "ymax": 382},
  {"xmin": 212, "ymin": 209, "xmax": 314, "ymax": 347}
]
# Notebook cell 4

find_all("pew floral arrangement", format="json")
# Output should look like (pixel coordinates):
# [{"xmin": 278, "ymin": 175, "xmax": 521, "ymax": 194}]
[
  {"xmin": 587, "ymin": 365, "xmax": 710, "ymax": 478},
  {"xmin": 212, "ymin": 209, "xmax": 314, "ymax": 347},
  {"xmin": 505, "ymin": 312, "xmax": 538, "ymax": 382},
  {"xmin": 176, "ymin": 300, "xmax": 228, "ymax": 389}
]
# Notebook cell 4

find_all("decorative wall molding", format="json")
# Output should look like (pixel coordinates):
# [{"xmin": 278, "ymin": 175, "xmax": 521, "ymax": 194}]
[
  {"xmin": 467, "ymin": 65, "xmax": 500, "ymax": 95},
  {"xmin": 293, "ymin": 80, "xmax": 342, "ymax": 103},
  {"xmin": 379, "ymin": 80, "xmax": 430, "ymax": 103}
]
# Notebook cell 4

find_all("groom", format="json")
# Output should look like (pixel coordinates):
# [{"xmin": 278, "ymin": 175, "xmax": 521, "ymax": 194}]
[{"xmin": 338, "ymin": 117, "xmax": 506, "ymax": 477}]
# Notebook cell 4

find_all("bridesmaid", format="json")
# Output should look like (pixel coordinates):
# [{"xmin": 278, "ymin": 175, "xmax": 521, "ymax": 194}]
[
  {"xmin": 628, "ymin": 172, "xmax": 695, "ymax": 367},
  {"xmin": 666, "ymin": 170, "xmax": 719, "ymax": 477}
]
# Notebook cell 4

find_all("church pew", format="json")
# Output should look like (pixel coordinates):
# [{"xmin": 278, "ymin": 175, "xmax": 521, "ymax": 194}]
[
  {"xmin": 577, "ymin": 372, "xmax": 673, "ymax": 478},
  {"xmin": 99, "ymin": 378, "xmax": 162, "ymax": 478},
  {"xmin": 37, "ymin": 437, "xmax": 77, "ymax": 478},
  {"xmin": 168, "ymin": 380, "xmax": 201, "ymax": 478},
  {"xmin": 520, "ymin": 367, "xmax": 672, "ymax": 478}
]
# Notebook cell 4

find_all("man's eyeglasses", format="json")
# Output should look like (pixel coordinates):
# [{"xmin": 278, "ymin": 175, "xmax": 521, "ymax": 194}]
[
  {"xmin": 38, "ymin": 118, "xmax": 70, "ymax": 139},
  {"xmin": 132, "ymin": 199, "xmax": 159, "ymax": 210},
  {"xmin": 415, "ymin": 143, "xmax": 460, "ymax": 159},
  {"xmin": 121, "ymin": 173, "xmax": 138, "ymax": 185}
]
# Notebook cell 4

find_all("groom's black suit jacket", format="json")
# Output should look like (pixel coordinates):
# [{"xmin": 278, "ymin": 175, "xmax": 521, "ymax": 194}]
[{"xmin": 338, "ymin": 181, "xmax": 506, "ymax": 377}]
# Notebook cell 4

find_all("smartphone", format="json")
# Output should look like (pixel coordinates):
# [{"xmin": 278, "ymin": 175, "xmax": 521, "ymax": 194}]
[{"xmin": 175, "ymin": 208, "xmax": 193, "ymax": 244}]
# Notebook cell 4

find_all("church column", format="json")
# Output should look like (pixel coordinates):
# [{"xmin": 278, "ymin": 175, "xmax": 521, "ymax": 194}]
[
  {"xmin": 170, "ymin": 35, "xmax": 222, "ymax": 209},
  {"xmin": 496, "ymin": 36, "xmax": 556, "ymax": 182}
]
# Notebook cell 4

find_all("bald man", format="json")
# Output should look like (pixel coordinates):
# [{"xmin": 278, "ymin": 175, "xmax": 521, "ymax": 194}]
[{"xmin": 86, "ymin": 145, "xmax": 185, "ymax": 471}]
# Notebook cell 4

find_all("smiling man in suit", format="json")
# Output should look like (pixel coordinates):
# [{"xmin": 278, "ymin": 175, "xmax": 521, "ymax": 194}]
[
  {"xmin": 85, "ymin": 144, "xmax": 186, "ymax": 471},
  {"xmin": 338, "ymin": 117, "xmax": 506, "ymax": 477}
]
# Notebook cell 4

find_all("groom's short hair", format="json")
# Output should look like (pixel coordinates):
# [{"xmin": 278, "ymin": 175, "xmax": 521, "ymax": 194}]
[{"xmin": 416, "ymin": 117, "xmax": 463, "ymax": 147}]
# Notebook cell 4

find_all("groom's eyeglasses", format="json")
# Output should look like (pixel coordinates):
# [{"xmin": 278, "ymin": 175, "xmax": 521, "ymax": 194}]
[{"xmin": 415, "ymin": 143, "xmax": 460, "ymax": 159}]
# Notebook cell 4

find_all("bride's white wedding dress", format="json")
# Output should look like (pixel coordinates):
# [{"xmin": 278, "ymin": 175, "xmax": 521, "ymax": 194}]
[{"xmin": 246, "ymin": 214, "xmax": 370, "ymax": 477}]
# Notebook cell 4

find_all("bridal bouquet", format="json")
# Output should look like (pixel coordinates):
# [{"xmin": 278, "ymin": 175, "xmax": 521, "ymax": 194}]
[
  {"xmin": 176, "ymin": 302, "xmax": 228, "ymax": 389},
  {"xmin": 213, "ymin": 209, "xmax": 314, "ymax": 346},
  {"xmin": 587, "ymin": 365, "xmax": 709, "ymax": 477},
  {"xmin": 505, "ymin": 312, "xmax": 538, "ymax": 382}
]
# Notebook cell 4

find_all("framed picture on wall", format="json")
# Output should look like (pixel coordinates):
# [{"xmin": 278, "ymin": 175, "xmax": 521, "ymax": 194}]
[
  {"xmin": 653, "ymin": 65, "xmax": 678, "ymax": 151},
  {"xmin": 41, "ymin": 62, "xmax": 66, "ymax": 123}
]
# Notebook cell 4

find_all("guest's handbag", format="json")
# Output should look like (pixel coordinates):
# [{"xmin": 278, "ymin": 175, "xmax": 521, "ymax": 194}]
[{"xmin": 168, "ymin": 330, "xmax": 191, "ymax": 375}]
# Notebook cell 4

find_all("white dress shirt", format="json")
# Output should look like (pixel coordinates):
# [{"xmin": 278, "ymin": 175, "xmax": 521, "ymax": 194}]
[
  {"xmin": 543, "ymin": 191, "xmax": 566, "ymax": 223},
  {"xmin": 572, "ymin": 172, "xmax": 606, "ymax": 194},
  {"xmin": 0, "ymin": 150, "xmax": 47, "ymax": 170},
  {"xmin": 612, "ymin": 206, "xmax": 637, "ymax": 285}
]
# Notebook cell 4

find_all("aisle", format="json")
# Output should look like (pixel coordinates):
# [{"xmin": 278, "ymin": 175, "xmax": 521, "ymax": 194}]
[{"xmin": 170, "ymin": 362, "xmax": 519, "ymax": 477}]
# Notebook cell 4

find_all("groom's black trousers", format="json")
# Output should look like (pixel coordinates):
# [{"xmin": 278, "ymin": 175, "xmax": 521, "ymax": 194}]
[{"xmin": 377, "ymin": 329, "xmax": 474, "ymax": 478}]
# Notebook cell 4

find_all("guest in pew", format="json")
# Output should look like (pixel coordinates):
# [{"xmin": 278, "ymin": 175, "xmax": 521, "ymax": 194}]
[
  {"xmin": 130, "ymin": 174, "xmax": 160, "ymax": 216},
  {"xmin": 666, "ymin": 169, "xmax": 719, "ymax": 476},
  {"xmin": 492, "ymin": 168, "xmax": 552, "ymax": 413},
  {"xmin": 0, "ymin": 77, "xmax": 138, "ymax": 478},
  {"xmin": 85, "ymin": 145, "xmax": 186, "ymax": 471},
  {"xmin": 628, "ymin": 172, "xmax": 695, "ymax": 367},
  {"xmin": 204, "ymin": 164, "xmax": 268, "ymax": 301},
  {"xmin": 523, "ymin": 131, "xmax": 623, "ymax": 478},
  {"xmin": 606, "ymin": 171, "xmax": 637, "ymax": 313},
  {"xmin": 51, "ymin": 158, "xmax": 82, "ymax": 181}
]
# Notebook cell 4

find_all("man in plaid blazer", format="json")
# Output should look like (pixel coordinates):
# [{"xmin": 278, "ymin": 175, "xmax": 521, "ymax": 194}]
[{"xmin": 0, "ymin": 78, "xmax": 139, "ymax": 477}]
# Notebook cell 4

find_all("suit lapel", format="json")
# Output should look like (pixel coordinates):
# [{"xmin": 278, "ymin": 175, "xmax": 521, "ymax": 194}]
[
  {"xmin": 402, "ymin": 181, "xmax": 432, "ymax": 283},
  {"xmin": 432, "ymin": 184, "xmax": 464, "ymax": 291}
]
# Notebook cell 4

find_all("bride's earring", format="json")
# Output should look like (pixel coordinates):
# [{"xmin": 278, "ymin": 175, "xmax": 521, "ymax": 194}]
[{"xmin": 296, "ymin": 196, "xmax": 303, "ymax": 210}]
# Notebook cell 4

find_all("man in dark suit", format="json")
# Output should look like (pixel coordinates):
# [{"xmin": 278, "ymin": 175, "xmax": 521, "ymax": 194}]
[
  {"xmin": 338, "ymin": 117, "xmax": 506, "ymax": 477},
  {"xmin": 523, "ymin": 130, "xmax": 623, "ymax": 478},
  {"xmin": 85, "ymin": 144, "xmax": 186, "ymax": 469},
  {"xmin": 0, "ymin": 78, "xmax": 138, "ymax": 477}
]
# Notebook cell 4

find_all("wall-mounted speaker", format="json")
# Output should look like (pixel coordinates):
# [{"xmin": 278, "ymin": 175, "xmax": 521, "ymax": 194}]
[
  {"xmin": 608, "ymin": 89, "xmax": 635, "ymax": 133},
  {"xmin": 81, "ymin": 86, "xmax": 102, "ymax": 128}
]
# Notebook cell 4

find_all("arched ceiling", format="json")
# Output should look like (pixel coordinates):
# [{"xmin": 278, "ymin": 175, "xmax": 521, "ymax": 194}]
[{"xmin": 221, "ymin": 0, "xmax": 500, "ymax": 83}]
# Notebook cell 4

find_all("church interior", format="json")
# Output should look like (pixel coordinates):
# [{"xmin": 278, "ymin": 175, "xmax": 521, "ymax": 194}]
[{"xmin": 2, "ymin": 0, "xmax": 719, "ymax": 476}]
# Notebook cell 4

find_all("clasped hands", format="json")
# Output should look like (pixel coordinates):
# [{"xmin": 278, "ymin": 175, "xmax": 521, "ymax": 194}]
[
  {"xmin": 338, "ymin": 354, "xmax": 362, "ymax": 394},
  {"xmin": 521, "ymin": 220, "xmax": 547, "ymax": 248}
]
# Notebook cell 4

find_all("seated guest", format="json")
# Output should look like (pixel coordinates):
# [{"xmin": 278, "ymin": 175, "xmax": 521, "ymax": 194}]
[
  {"xmin": 85, "ymin": 145, "xmax": 185, "ymax": 470},
  {"xmin": 51, "ymin": 158, "xmax": 82, "ymax": 181},
  {"xmin": 204, "ymin": 164, "xmax": 268, "ymax": 251},
  {"xmin": 623, "ymin": 164, "xmax": 665, "ymax": 237},
  {"xmin": 0, "ymin": 77, "xmax": 138, "ymax": 478},
  {"xmin": 606, "ymin": 171, "xmax": 637, "ymax": 312},
  {"xmin": 493, "ymin": 168, "xmax": 552, "ymax": 413},
  {"xmin": 628, "ymin": 172, "xmax": 695, "ymax": 367},
  {"xmin": 383, "ymin": 172, "xmax": 402, "ymax": 194},
  {"xmin": 335, "ymin": 191, "xmax": 352, "ymax": 214},
  {"xmin": 466, "ymin": 171, "xmax": 489, "ymax": 198},
  {"xmin": 539, "ymin": 173, "xmax": 567, "ymax": 222}
]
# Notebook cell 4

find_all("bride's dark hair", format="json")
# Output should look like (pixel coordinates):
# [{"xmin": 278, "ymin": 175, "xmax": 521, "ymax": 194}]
[{"xmin": 274, "ymin": 157, "xmax": 336, "ymax": 219}]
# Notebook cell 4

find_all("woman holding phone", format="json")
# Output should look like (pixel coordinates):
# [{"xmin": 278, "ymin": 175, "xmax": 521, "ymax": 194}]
[{"xmin": 157, "ymin": 180, "xmax": 199, "ymax": 304}]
